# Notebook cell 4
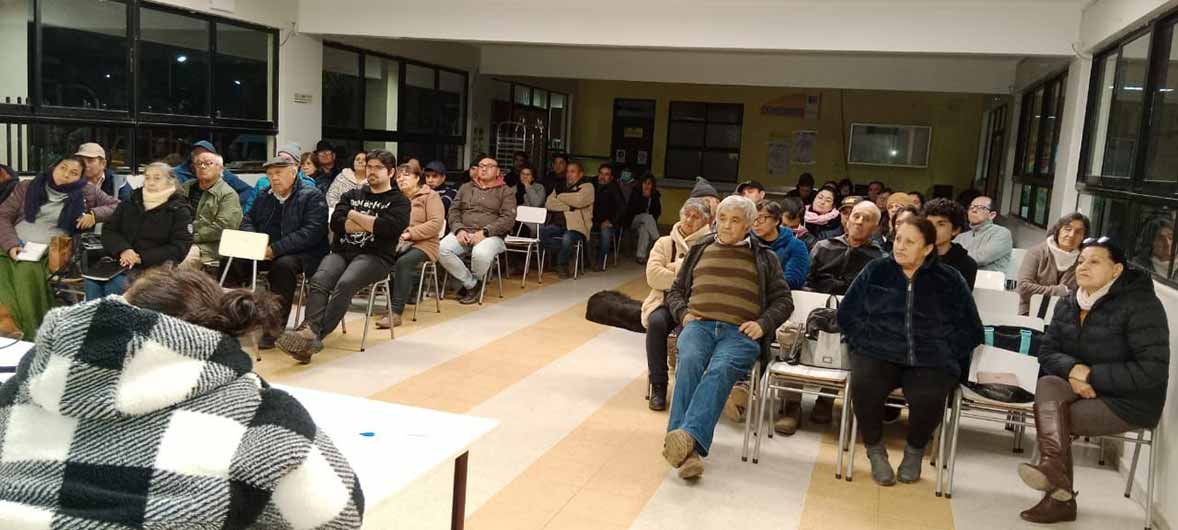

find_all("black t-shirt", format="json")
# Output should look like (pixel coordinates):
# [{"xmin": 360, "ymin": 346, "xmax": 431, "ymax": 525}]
[{"xmin": 330, "ymin": 186, "xmax": 411, "ymax": 264}]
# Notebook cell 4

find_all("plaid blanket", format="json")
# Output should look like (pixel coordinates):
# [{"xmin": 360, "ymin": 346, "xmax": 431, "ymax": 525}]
[{"xmin": 0, "ymin": 297, "xmax": 364, "ymax": 529}]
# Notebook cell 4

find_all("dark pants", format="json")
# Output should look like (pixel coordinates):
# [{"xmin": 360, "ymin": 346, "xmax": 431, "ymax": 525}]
[
  {"xmin": 226, "ymin": 254, "xmax": 305, "ymax": 331},
  {"xmin": 1036, "ymin": 375, "xmax": 1137, "ymax": 437},
  {"xmin": 540, "ymin": 225, "xmax": 585, "ymax": 266},
  {"xmin": 850, "ymin": 354, "xmax": 956, "ymax": 449},
  {"xmin": 596, "ymin": 225, "xmax": 620, "ymax": 263},
  {"xmin": 390, "ymin": 248, "xmax": 428, "ymax": 314},
  {"xmin": 303, "ymin": 253, "xmax": 390, "ymax": 338},
  {"xmin": 646, "ymin": 306, "xmax": 675, "ymax": 386}
]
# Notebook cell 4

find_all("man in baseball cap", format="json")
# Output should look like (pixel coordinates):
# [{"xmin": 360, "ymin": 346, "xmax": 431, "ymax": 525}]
[
  {"xmin": 172, "ymin": 139, "xmax": 257, "ymax": 212},
  {"xmin": 76, "ymin": 142, "xmax": 130, "ymax": 201},
  {"xmin": 313, "ymin": 140, "xmax": 343, "ymax": 190},
  {"xmin": 424, "ymin": 161, "xmax": 456, "ymax": 214},
  {"xmin": 735, "ymin": 180, "xmax": 766, "ymax": 203}
]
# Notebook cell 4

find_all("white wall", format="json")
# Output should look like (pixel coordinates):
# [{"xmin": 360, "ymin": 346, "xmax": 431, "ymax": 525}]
[
  {"xmin": 322, "ymin": 36, "xmax": 480, "ymax": 74},
  {"xmin": 298, "ymin": 0, "xmax": 1083, "ymax": 57},
  {"xmin": 480, "ymin": 45, "xmax": 1021, "ymax": 95},
  {"xmin": 277, "ymin": 31, "xmax": 322, "ymax": 154},
  {"xmin": 146, "ymin": 0, "xmax": 297, "ymax": 30},
  {"xmin": 0, "ymin": 0, "xmax": 29, "ymax": 104},
  {"xmin": 1081, "ymin": 0, "xmax": 1178, "ymax": 51}
]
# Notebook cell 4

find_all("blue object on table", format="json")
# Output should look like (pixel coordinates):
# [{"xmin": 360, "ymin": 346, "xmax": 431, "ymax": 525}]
[{"xmin": 360, "ymin": 432, "xmax": 375, "ymax": 437}]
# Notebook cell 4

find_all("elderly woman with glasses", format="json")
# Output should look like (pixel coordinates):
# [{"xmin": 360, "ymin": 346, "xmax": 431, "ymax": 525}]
[{"xmin": 1017, "ymin": 237, "xmax": 1169, "ymax": 524}]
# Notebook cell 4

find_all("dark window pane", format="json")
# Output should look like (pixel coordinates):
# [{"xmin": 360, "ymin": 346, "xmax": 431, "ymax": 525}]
[
  {"xmin": 1104, "ymin": 32, "xmax": 1152, "ymax": 178},
  {"xmin": 401, "ymin": 85, "xmax": 434, "ymax": 134},
  {"xmin": 211, "ymin": 131, "xmax": 271, "ymax": 173},
  {"xmin": 1038, "ymin": 82, "xmax": 1059, "ymax": 176},
  {"xmin": 532, "ymin": 89, "xmax": 548, "ymax": 109},
  {"xmin": 1144, "ymin": 22, "xmax": 1178, "ymax": 188},
  {"xmin": 396, "ymin": 141, "xmax": 434, "ymax": 163},
  {"xmin": 0, "ymin": 1, "xmax": 32, "ymax": 107},
  {"xmin": 30, "ymin": 124, "xmax": 132, "ymax": 173},
  {"xmin": 41, "ymin": 0, "xmax": 129, "ymax": 110},
  {"xmin": 440, "ymin": 143, "xmax": 463, "ymax": 172},
  {"xmin": 363, "ymin": 56, "xmax": 399, "ymax": 131},
  {"xmin": 701, "ymin": 151, "xmax": 739, "ymax": 182},
  {"xmin": 1019, "ymin": 184, "xmax": 1032, "ymax": 219},
  {"xmin": 1131, "ymin": 206, "xmax": 1177, "ymax": 278},
  {"xmin": 1034, "ymin": 187, "xmax": 1049, "ymax": 226},
  {"xmin": 139, "ymin": 8, "xmax": 208, "ymax": 116},
  {"xmin": 670, "ymin": 102, "xmax": 706, "ymax": 122},
  {"xmin": 706, "ymin": 123, "xmax": 742, "ymax": 149},
  {"xmin": 322, "ymin": 46, "xmax": 361, "ymax": 129},
  {"xmin": 615, "ymin": 99, "xmax": 654, "ymax": 118},
  {"xmin": 707, "ymin": 104, "xmax": 742, "ymax": 124},
  {"xmin": 214, "ymin": 23, "xmax": 272, "ymax": 121},
  {"xmin": 1021, "ymin": 88, "xmax": 1043, "ymax": 175},
  {"xmin": 668, "ymin": 123, "xmax": 705, "ymax": 146},
  {"xmin": 438, "ymin": 71, "xmax": 466, "ymax": 136},
  {"xmin": 1086, "ymin": 53, "xmax": 1118, "ymax": 179},
  {"xmin": 513, "ymin": 85, "xmax": 530, "ymax": 106},
  {"xmin": 406, "ymin": 64, "xmax": 434, "ymax": 89},
  {"xmin": 137, "ymin": 127, "xmax": 206, "ymax": 171},
  {"xmin": 666, "ymin": 149, "xmax": 700, "ymax": 179}
]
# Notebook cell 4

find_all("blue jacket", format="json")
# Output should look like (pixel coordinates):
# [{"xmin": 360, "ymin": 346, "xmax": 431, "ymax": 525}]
[
  {"xmin": 98, "ymin": 169, "xmax": 131, "ymax": 202},
  {"xmin": 838, "ymin": 256, "xmax": 984, "ymax": 380},
  {"xmin": 239, "ymin": 178, "xmax": 329, "ymax": 273},
  {"xmin": 756, "ymin": 227, "xmax": 809, "ymax": 290},
  {"xmin": 250, "ymin": 170, "xmax": 317, "ymax": 213},
  {"xmin": 173, "ymin": 161, "xmax": 257, "ymax": 213}
]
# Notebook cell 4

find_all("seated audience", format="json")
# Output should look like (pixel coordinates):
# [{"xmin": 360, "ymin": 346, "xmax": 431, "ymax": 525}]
[
  {"xmin": 327, "ymin": 150, "xmax": 370, "ymax": 210},
  {"xmin": 0, "ymin": 164, "xmax": 17, "ymax": 206},
  {"xmin": 875, "ymin": 188, "xmax": 893, "ymax": 212},
  {"xmin": 924, "ymin": 198, "xmax": 977, "ymax": 289},
  {"xmin": 780, "ymin": 197, "xmax": 816, "ymax": 250},
  {"xmin": 837, "ymin": 178, "xmax": 855, "ymax": 199},
  {"xmin": 543, "ymin": 153, "xmax": 569, "ymax": 194},
  {"xmin": 882, "ymin": 204, "xmax": 920, "ymax": 254},
  {"xmin": 314, "ymin": 140, "xmax": 345, "ymax": 193},
  {"xmin": 642, "ymin": 198, "xmax": 713, "ymax": 411},
  {"xmin": 542, "ymin": 162, "xmax": 595, "ymax": 279},
  {"xmin": 440, "ymin": 156, "xmax": 517, "ymax": 304},
  {"xmin": 376, "ymin": 164, "xmax": 444, "ymax": 329},
  {"xmin": 1020, "ymin": 238, "xmax": 1169, "ymax": 524},
  {"xmin": 805, "ymin": 200, "xmax": 883, "ymax": 296},
  {"xmin": 277, "ymin": 150, "xmax": 410, "ymax": 363},
  {"xmin": 885, "ymin": 192, "xmax": 915, "ymax": 221},
  {"xmin": 753, "ymin": 200, "xmax": 809, "ymax": 289},
  {"xmin": 88, "ymin": 162, "xmax": 192, "ymax": 300},
  {"xmin": 909, "ymin": 190, "xmax": 926, "ymax": 210},
  {"xmin": 506, "ymin": 150, "xmax": 528, "ymax": 189},
  {"xmin": 690, "ymin": 177, "xmax": 721, "ymax": 220},
  {"xmin": 867, "ymin": 180, "xmax": 885, "ymax": 204},
  {"xmin": 1138, "ymin": 216, "xmax": 1174, "ymax": 278},
  {"xmin": 180, "ymin": 151, "xmax": 244, "ymax": 269},
  {"xmin": 785, "ymin": 172, "xmax": 815, "ymax": 205},
  {"xmin": 77, "ymin": 142, "xmax": 131, "ymax": 201},
  {"xmin": 0, "ymin": 266, "xmax": 364, "ymax": 529},
  {"xmin": 955, "ymin": 195, "xmax": 1013, "ymax": 273},
  {"xmin": 516, "ymin": 165, "xmax": 547, "ymax": 209},
  {"xmin": 232, "ymin": 155, "xmax": 328, "ymax": 349},
  {"xmin": 736, "ymin": 180, "xmax": 766, "ymax": 202},
  {"xmin": 592, "ymin": 164, "xmax": 626, "ymax": 270},
  {"xmin": 804, "ymin": 185, "xmax": 843, "ymax": 241},
  {"xmin": 624, "ymin": 173, "xmax": 662, "ymax": 264},
  {"xmin": 0, "ymin": 156, "xmax": 118, "ymax": 337},
  {"xmin": 661, "ymin": 195, "xmax": 793, "ymax": 481},
  {"xmin": 1017, "ymin": 212, "xmax": 1089, "ymax": 315},
  {"xmin": 172, "ymin": 140, "xmax": 256, "ymax": 212},
  {"xmin": 840, "ymin": 216, "xmax": 983, "ymax": 486},
  {"xmin": 250, "ymin": 143, "xmax": 318, "ymax": 210},
  {"xmin": 300, "ymin": 151, "xmax": 321, "ymax": 184},
  {"xmin": 426, "ymin": 161, "xmax": 458, "ymax": 214}
]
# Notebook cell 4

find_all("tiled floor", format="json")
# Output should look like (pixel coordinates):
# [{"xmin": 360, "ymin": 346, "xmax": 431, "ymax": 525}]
[{"xmin": 257, "ymin": 263, "xmax": 1154, "ymax": 530}]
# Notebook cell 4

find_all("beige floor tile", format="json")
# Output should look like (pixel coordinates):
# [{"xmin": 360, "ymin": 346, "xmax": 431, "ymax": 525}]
[
  {"xmin": 542, "ymin": 510, "xmax": 628, "ymax": 530},
  {"xmin": 559, "ymin": 487, "xmax": 653, "ymax": 525},
  {"xmin": 799, "ymin": 505, "xmax": 878, "ymax": 530}
]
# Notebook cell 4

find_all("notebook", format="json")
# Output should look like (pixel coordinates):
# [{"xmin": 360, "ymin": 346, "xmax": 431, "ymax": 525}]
[
  {"xmin": 81, "ymin": 258, "xmax": 129, "ymax": 282},
  {"xmin": 14, "ymin": 242, "xmax": 47, "ymax": 262}
]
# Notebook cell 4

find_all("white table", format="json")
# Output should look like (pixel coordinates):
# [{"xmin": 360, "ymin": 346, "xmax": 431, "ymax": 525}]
[
  {"xmin": 0, "ymin": 340, "xmax": 34, "ymax": 384},
  {"xmin": 277, "ymin": 386, "xmax": 498, "ymax": 530}
]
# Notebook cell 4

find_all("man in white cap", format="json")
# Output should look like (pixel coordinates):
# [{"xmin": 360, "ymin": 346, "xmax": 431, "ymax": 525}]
[{"xmin": 76, "ymin": 142, "xmax": 130, "ymax": 201}]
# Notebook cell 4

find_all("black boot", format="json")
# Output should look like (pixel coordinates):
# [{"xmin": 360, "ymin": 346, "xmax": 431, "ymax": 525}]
[
  {"xmin": 649, "ymin": 383, "xmax": 668, "ymax": 411},
  {"xmin": 459, "ymin": 282, "xmax": 483, "ymax": 305}
]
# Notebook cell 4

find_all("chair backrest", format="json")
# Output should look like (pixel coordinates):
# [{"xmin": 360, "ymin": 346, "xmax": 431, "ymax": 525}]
[
  {"xmin": 974, "ymin": 269, "xmax": 1007, "ymax": 291},
  {"xmin": 967, "ymin": 344, "xmax": 1041, "ymax": 391},
  {"xmin": 790, "ymin": 290, "xmax": 841, "ymax": 325},
  {"xmin": 973, "ymin": 288, "xmax": 1019, "ymax": 315},
  {"xmin": 980, "ymin": 312, "xmax": 1045, "ymax": 332},
  {"xmin": 1029, "ymin": 293, "xmax": 1060, "ymax": 321},
  {"xmin": 516, "ymin": 206, "xmax": 548, "ymax": 225},
  {"xmin": 439, "ymin": 219, "xmax": 447, "ymax": 240},
  {"xmin": 1007, "ymin": 248, "xmax": 1028, "ymax": 281},
  {"xmin": 218, "ymin": 229, "xmax": 269, "ymax": 261}
]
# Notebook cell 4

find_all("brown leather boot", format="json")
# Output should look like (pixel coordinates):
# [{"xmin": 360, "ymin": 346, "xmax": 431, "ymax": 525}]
[
  {"xmin": 1018, "ymin": 401, "xmax": 1074, "ymax": 500},
  {"xmin": 1019, "ymin": 493, "xmax": 1077, "ymax": 524}
]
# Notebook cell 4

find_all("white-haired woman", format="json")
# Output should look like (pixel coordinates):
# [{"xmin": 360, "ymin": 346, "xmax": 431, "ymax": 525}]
[
  {"xmin": 660, "ymin": 195, "xmax": 794, "ymax": 480},
  {"xmin": 641, "ymin": 197, "xmax": 713, "ymax": 411},
  {"xmin": 87, "ymin": 162, "xmax": 194, "ymax": 298}
]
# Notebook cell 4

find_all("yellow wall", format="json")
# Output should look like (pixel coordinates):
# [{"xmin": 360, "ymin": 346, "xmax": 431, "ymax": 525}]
[{"xmin": 571, "ymin": 79, "xmax": 988, "ymax": 217}]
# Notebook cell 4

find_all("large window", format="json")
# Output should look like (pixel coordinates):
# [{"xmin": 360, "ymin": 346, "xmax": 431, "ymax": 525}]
[
  {"xmin": 0, "ymin": 0, "xmax": 279, "ymax": 177},
  {"xmin": 665, "ymin": 101, "xmax": 743, "ymax": 182},
  {"xmin": 1014, "ymin": 71, "xmax": 1067, "ymax": 227},
  {"xmin": 488, "ymin": 80, "xmax": 570, "ymax": 172},
  {"xmin": 321, "ymin": 42, "xmax": 469, "ymax": 176},
  {"xmin": 1081, "ymin": 8, "xmax": 1178, "ymax": 287}
]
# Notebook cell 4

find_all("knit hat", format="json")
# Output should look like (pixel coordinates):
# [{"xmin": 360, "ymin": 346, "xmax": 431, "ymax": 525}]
[{"xmin": 690, "ymin": 177, "xmax": 719, "ymax": 199}]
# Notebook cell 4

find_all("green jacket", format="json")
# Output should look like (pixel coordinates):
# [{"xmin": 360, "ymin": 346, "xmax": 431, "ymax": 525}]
[{"xmin": 183, "ymin": 178, "xmax": 243, "ymax": 260}]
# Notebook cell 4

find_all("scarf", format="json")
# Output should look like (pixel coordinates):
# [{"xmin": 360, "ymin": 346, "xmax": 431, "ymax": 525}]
[
  {"xmin": 23, "ymin": 171, "xmax": 87, "ymax": 233},
  {"xmin": 1045, "ymin": 236, "xmax": 1079, "ymax": 272},
  {"xmin": 141, "ymin": 185, "xmax": 175, "ymax": 211},
  {"xmin": 1152, "ymin": 256, "xmax": 1172, "ymax": 276},
  {"xmin": 790, "ymin": 224, "xmax": 810, "ymax": 239},
  {"xmin": 804, "ymin": 205, "xmax": 840, "ymax": 226},
  {"xmin": 1076, "ymin": 279, "xmax": 1114, "ymax": 311},
  {"xmin": 473, "ymin": 175, "xmax": 506, "ymax": 190}
]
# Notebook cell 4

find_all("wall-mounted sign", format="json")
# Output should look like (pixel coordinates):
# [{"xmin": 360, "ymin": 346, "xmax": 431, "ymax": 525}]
[
  {"xmin": 761, "ymin": 94, "xmax": 820, "ymax": 120},
  {"xmin": 293, "ymin": 93, "xmax": 313, "ymax": 104},
  {"xmin": 623, "ymin": 127, "xmax": 644, "ymax": 139},
  {"xmin": 615, "ymin": 149, "xmax": 627, "ymax": 163}
]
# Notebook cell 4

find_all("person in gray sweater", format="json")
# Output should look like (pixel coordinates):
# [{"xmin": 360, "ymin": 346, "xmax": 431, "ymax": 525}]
[{"xmin": 954, "ymin": 195, "xmax": 1013, "ymax": 273}]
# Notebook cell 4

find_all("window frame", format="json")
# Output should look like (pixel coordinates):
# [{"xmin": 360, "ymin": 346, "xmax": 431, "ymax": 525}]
[
  {"xmin": 664, "ymin": 100, "xmax": 744, "ymax": 183},
  {"xmin": 1012, "ymin": 69, "xmax": 1067, "ymax": 228}
]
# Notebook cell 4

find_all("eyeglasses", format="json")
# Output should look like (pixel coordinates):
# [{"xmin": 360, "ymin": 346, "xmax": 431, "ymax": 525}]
[
  {"xmin": 478, "ymin": 163, "xmax": 499, "ymax": 170},
  {"xmin": 195, "ymin": 161, "xmax": 217, "ymax": 169},
  {"xmin": 754, "ymin": 214, "xmax": 776, "ymax": 224}
]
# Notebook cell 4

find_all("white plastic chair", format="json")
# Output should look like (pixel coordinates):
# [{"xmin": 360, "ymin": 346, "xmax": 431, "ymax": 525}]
[
  {"xmin": 1028, "ymin": 293, "xmax": 1061, "ymax": 322},
  {"xmin": 974, "ymin": 269, "xmax": 1007, "ymax": 291},
  {"xmin": 412, "ymin": 219, "xmax": 446, "ymax": 322},
  {"xmin": 218, "ymin": 230, "xmax": 270, "ymax": 291},
  {"xmin": 504, "ymin": 206, "xmax": 547, "ymax": 287},
  {"xmin": 973, "ymin": 288, "xmax": 1020, "ymax": 316}
]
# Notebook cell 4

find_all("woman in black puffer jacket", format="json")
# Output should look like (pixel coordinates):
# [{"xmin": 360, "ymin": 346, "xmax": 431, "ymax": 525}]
[
  {"xmin": 839, "ymin": 216, "xmax": 983, "ymax": 487},
  {"xmin": 1017, "ymin": 238, "xmax": 1169, "ymax": 524}
]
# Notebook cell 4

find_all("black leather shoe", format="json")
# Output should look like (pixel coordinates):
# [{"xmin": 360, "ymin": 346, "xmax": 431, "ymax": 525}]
[
  {"xmin": 459, "ymin": 283, "xmax": 482, "ymax": 305},
  {"xmin": 649, "ymin": 385, "xmax": 668, "ymax": 411}
]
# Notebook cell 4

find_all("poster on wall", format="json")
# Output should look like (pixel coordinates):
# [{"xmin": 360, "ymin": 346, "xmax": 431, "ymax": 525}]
[
  {"xmin": 615, "ymin": 149, "xmax": 627, "ymax": 163},
  {"xmin": 637, "ymin": 150, "xmax": 648, "ymax": 165},
  {"xmin": 767, "ymin": 138, "xmax": 790, "ymax": 176},
  {"xmin": 792, "ymin": 130, "xmax": 816, "ymax": 165}
]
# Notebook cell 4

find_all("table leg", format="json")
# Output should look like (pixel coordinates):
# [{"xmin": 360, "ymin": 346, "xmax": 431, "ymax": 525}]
[{"xmin": 452, "ymin": 451, "xmax": 469, "ymax": 530}]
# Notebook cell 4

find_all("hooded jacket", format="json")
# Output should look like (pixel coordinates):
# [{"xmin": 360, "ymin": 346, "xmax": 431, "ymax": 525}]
[
  {"xmin": 1038, "ymin": 268, "xmax": 1170, "ymax": 427},
  {"xmin": 545, "ymin": 179, "xmax": 595, "ymax": 239},
  {"xmin": 404, "ymin": 185, "xmax": 446, "ymax": 262},
  {"xmin": 449, "ymin": 179, "xmax": 517, "ymax": 238},
  {"xmin": 0, "ymin": 298, "xmax": 364, "ymax": 529},
  {"xmin": 758, "ymin": 226, "xmax": 810, "ymax": 290},
  {"xmin": 640, "ymin": 221, "xmax": 713, "ymax": 328},
  {"xmin": 173, "ymin": 161, "xmax": 257, "ymax": 213},
  {"xmin": 804, "ymin": 234, "xmax": 885, "ymax": 295},
  {"xmin": 240, "ymin": 177, "xmax": 329, "ymax": 273},
  {"xmin": 100, "ymin": 187, "xmax": 193, "ymax": 269},
  {"xmin": 838, "ymin": 256, "xmax": 984, "ymax": 380},
  {"xmin": 939, "ymin": 242, "xmax": 978, "ymax": 292}
]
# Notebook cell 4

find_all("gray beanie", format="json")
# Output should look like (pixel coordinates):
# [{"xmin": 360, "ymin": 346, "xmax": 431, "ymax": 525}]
[{"xmin": 690, "ymin": 177, "xmax": 719, "ymax": 199}]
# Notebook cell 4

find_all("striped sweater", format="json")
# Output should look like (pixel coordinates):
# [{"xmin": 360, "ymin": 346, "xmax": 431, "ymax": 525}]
[{"xmin": 687, "ymin": 241, "xmax": 762, "ymax": 325}]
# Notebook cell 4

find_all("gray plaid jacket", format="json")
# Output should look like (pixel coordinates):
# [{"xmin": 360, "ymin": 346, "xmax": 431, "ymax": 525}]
[{"xmin": 0, "ymin": 297, "xmax": 364, "ymax": 529}]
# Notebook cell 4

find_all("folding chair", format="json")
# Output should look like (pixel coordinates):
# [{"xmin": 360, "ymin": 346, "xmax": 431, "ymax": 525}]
[
  {"xmin": 504, "ymin": 206, "xmax": 547, "ymax": 288},
  {"xmin": 441, "ymin": 254, "xmax": 504, "ymax": 304},
  {"xmin": 218, "ymin": 230, "xmax": 269, "ymax": 291},
  {"xmin": 359, "ymin": 275, "xmax": 394, "ymax": 352},
  {"xmin": 973, "ymin": 287, "xmax": 1020, "ymax": 315},
  {"xmin": 974, "ymin": 269, "xmax": 1007, "ymax": 291},
  {"xmin": 844, "ymin": 390, "xmax": 948, "ymax": 493},
  {"xmin": 412, "ymin": 219, "xmax": 446, "ymax": 321},
  {"xmin": 1028, "ymin": 293, "xmax": 1060, "ymax": 322}
]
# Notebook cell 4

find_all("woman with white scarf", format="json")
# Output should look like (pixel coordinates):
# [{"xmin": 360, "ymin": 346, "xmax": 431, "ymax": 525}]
[
  {"xmin": 1016, "ymin": 212, "xmax": 1089, "ymax": 315},
  {"xmin": 1018, "ymin": 237, "xmax": 1169, "ymax": 524}
]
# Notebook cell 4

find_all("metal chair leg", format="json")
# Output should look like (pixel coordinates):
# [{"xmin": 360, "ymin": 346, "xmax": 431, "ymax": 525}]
[
  {"xmin": 1146, "ymin": 428, "xmax": 1157, "ymax": 530},
  {"xmin": 945, "ymin": 389, "xmax": 964, "ymax": 498},
  {"xmin": 385, "ymin": 280, "xmax": 394, "ymax": 341},
  {"xmin": 413, "ymin": 263, "xmax": 428, "ymax": 322},
  {"xmin": 432, "ymin": 264, "xmax": 441, "ymax": 313},
  {"xmin": 496, "ymin": 255, "xmax": 504, "ymax": 298},
  {"xmin": 360, "ymin": 282, "xmax": 378, "ymax": 352},
  {"xmin": 741, "ymin": 364, "xmax": 760, "ymax": 463},
  {"xmin": 752, "ymin": 369, "xmax": 772, "ymax": 464},
  {"xmin": 836, "ymin": 379, "xmax": 853, "ymax": 480},
  {"xmin": 1126, "ymin": 429, "xmax": 1145, "ymax": 498},
  {"xmin": 847, "ymin": 414, "xmax": 858, "ymax": 481},
  {"xmin": 521, "ymin": 243, "xmax": 532, "ymax": 288}
]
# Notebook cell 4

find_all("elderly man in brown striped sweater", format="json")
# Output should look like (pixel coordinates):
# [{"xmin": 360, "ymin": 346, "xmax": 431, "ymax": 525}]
[{"xmin": 661, "ymin": 195, "xmax": 794, "ymax": 481}]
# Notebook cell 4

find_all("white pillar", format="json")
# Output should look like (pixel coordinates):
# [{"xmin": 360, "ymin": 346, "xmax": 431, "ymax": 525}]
[
  {"xmin": 277, "ymin": 31, "xmax": 323, "ymax": 154},
  {"xmin": 1049, "ymin": 56, "xmax": 1092, "ymax": 220}
]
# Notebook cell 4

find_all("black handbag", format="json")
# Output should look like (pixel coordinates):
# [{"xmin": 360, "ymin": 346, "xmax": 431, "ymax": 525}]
[
  {"xmin": 964, "ymin": 381, "xmax": 1035, "ymax": 403},
  {"xmin": 984, "ymin": 325, "xmax": 1043, "ymax": 356}
]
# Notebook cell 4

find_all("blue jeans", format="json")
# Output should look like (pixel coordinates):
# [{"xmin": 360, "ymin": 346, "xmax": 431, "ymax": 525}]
[
  {"xmin": 596, "ymin": 225, "xmax": 619, "ymax": 264},
  {"xmin": 540, "ymin": 225, "xmax": 585, "ymax": 266},
  {"xmin": 668, "ymin": 319, "xmax": 760, "ymax": 457},
  {"xmin": 84, "ymin": 273, "xmax": 130, "ymax": 300}
]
